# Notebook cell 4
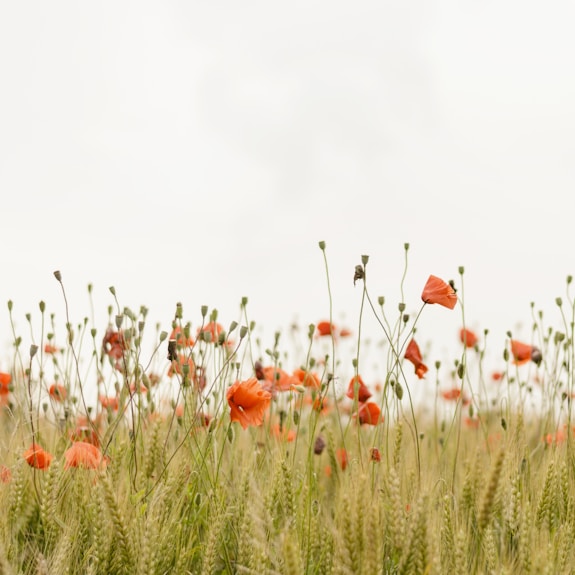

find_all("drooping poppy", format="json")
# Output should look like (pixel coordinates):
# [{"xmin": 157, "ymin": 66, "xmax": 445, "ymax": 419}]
[
  {"xmin": 460, "ymin": 328, "xmax": 478, "ymax": 348},
  {"xmin": 64, "ymin": 442, "xmax": 106, "ymax": 470},
  {"xmin": 510, "ymin": 340, "xmax": 540, "ymax": 366},
  {"xmin": 49, "ymin": 384, "xmax": 67, "ymax": 402},
  {"xmin": 404, "ymin": 339, "xmax": 428, "ymax": 379},
  {"xmin": 227, "ymin": 378, "xmax": 272, "ymax": 429},
  {"xmin": 23, "ymin": 443, "xmax": 53, "ymax": 470},
  {"xmin": 346, "ymin": 375, "xmax": 372, "ymax": 402},
  {"xmin": 421, "ymin": 275, "xmax": 458, "ymax": 309},
  {"xmin": 356, "ymin": 401, "xmax": 382, "ymax": 425}
]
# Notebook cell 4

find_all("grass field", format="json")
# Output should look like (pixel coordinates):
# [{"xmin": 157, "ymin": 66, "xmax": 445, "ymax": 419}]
[{"xmin": 0, "ymin": 243, "xmax": 574, "ymax": 574}]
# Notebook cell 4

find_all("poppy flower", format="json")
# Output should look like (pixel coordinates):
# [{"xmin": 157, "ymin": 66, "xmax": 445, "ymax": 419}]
[
  {"xmin": 336, "ymin": 447, "xmax": 348, "ymax": 471},
  {"xmin": 421, "ymin": 275, "xmax": 458, "ymax": 309},
  {"xmin": 346, "ymin": 375, "xmax": 372, "ymax": 402},
  {"xmin": 441, "ymin": 388, "xmax": 470, "ymax": 405},
  {"xmin": 0, "ymin": 465, "xmax": 11, "ymax": 483},
  {"xmin": 168, "ymin": 354, "xmax": 195, "ymax": 377},
  {"xmin": 370, "ymin": 447, "xmax": 381, "ymax": 462},
  {"xmin": 261, "ymin": 367, "xmax": 299, "ymax": 392},
  {"xmin": 460, "ymin": 328, "xmax": 478, "ymax": 348},
  {"xmin": 0, "ymin": 372, "xmax": 11, "ymax": 396},
  {"xmin": 44, "ymin": 344, "xmax": 60, "ymax": 354},
  {"xmin": 404, "ymin": 339, "xmax": 428, "ymax": 379},
  {"xmin": 23, "ymin": 443, "xmax": 53, "ymax": 470},
  {"xmin": 70, "ymin": 425, "xmax": 100, "ymax": 447},
  {"xmin": 49, "ymin": 384, "xmax": 67, "ymax": 402},
  {"xmin": 356, "ymin": 402, "xmax": 382, "ymax": 425},
  {"xmin": 64, "ymin": 442, "xmax": 106, "ymax": 470},
  {"xmin": 99, "ymin": 395, "xmax": 119, "ymax": 411},
  {"xmin": 316, "ymin": 321, "xmax": 335, "ymax": 337},
  {"xmin": 510, "ymin": 340, "xmax": 540, "ymax": 366},
  {"xmin": 227, "ymin": 378, "xmax": 272, "ymax": 429},
  {"xmin": 169, "ymin": 325, "xmax": 195, "ymax": 348},
  {"xmin": 197, "ymin": 321, "xmax": 224, "ymax": 343},
  {"xmin": 339, "ymin": 327, "xmax": 352, "ymax": 338},
  {"xmin": 293, "ymin": 368, "xmax": 321, "ymax": 389}
]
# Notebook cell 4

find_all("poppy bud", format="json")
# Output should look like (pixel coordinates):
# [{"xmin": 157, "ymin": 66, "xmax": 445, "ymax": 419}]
[
  {"xmin": 54, "ymin": 271, "xmax": 62, "ymax": 282},
  {"xmin": 378, "ymin": 296, "xmax": 385, "ymax": 306},
  {"xmin": 531, "ymin": 347, "xmax": 542, "ymax": 366},
  {"xmin": 239, "ymin": 326, "xmax": 248, "ymax": 339},
  {"xmin": 361, "ymin": 255, "xmax": 369, "ymax": 265},
  {"xmin": 318, "ymin": 241, "xmax": 326, "ymax": 251}
]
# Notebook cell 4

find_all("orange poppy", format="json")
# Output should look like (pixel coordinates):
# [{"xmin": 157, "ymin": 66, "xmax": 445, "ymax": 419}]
[
  {"xmin": 23, "ymin": 443, "xmax": 53, "ymax": 470},
  {"xmin": 64, "ymin": 442, "xmax": 106, "ymax": 470},
  {"xmin": 0, "ymin": 465, "xmax": 11, "ymax": 483},
  {"xmin": 491, "ymin": 371, "xmax": 504, "ymax": 382},
  {"xmin": 336, "ymin": 447, "xmax": 348, "ymax": 471},
  {"xmin": 0, "ymin": 372, "xmax": 10, "ymax": 396},
  {"xmin": 197, "ymin": 321, "xmax": 224, "ymax": 343},
  {"xmin": 510, "ymin": 340, "xmax": 539, "ymax": 366},
  {"xmin": 356, "ymin": 402, "xmax": 382, "ymax": 425},
  {"xmin": 227, "ymin": 378, "xmax": 272, "ymax": 429},
  {"xmin": 44, "ymin": 344, "xmax": 60, "ymax": 354},
  {"xmin": 346, "ymin": 375, "xmax": 372, "ymax": 402},
  {"xmin": 339, "ymin": 327, "xmax": 352, "ymax": 338},
  {"xmin": 441, "ymin": 387, "xmax": 470, "ymax": 405},
  {"xmin": 99, "ymin": 395, "xmax": 119, "ymax": 411},
  {"xmin": 460, "ymin": 328, "xmax": 478, "ymax": 348},
  {"xmin": 293, "ymin": 368, "xmax": 321, "ymax": 389},
  {"xmin": 169, "ymin": 325, "xmax": 195, "ymax": 348},
  {"xmin": 404, "ymin": 339, "xmax": 428, "ymax": 379},
  {"xmin": 262, "ymin": 366, "xmax": 299, "ymax": 392},
  {"xmin": 168, "ymin": 354, "xmax": 195, "ymax": 377},
  {"xmin": 316, "ymin": 321, "xmax": 335, "ymax": 337},
  {"xmin": 49, "ymin": 384, "xmax": 67, "ymax": 402},
  {"xmin": 421, "ymin": 275, "xmax": 458, "ymax": 309},
  {"xmin": 370, "ymin": 447, "xmax": 381, "ymax": 462}
]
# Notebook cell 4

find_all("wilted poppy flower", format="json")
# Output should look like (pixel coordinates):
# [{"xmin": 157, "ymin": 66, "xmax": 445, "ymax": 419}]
[
  {"xmin": 510, "ymin": 340, "xmax": 541, "ymax": 366},
  {"xmin": 460, "ymin": 328, "xmax": 478, "ymax": 348},
  {"xmin": 227, "ymin": 378, "xmax": 272, "ymax": 429},
  {"xmin": 293, "ymin": 368, "xmax": 321, "ymax": 389},
  {"xmin": 64, "ymin": 442, "xmax": 106, "ymax": 470},
  {"xmin": 404, "ymin": 339, "xmax": 428, "ymax": 379},
  {"xmin": 421, "ymin": 275, "xmax": 458, "ymax": 309},
  {"xmin": 197, "ymin": 321, "xmax": 224, "ymax": 343},
  {"xmin": 23, "ymin": 443, "xmax": 53, "ymax": 470},
  {"xmin": 346, "ymin": 375, "xmax": 372, "ymax": 402},
  {"xmin": 49, "ymin": 384, "xmax": 67, "ymax": 402},
  {"xmin": 370, "ymin": 447, "xmax": 381, "ymax": 462},
  {"xmin": 356, "ymin": 402, "xmax": 382, "ymax": 425}
]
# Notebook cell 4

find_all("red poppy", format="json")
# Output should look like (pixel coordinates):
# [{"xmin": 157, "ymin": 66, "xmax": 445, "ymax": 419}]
[
  {"xmin": 293, "ymin": 368, "xmax": 321, "ymax": 389},
  {"xmin": 168, "ymin": 354, "xmax": 195, "ymax": 377},
  {"xmin": 441, "ymin": 388, "xmax": 470, "ymax": 405},
  {"xmin": 23, "ymin": 443, "xmax": 53, "ymax": 470},
  {"xmin": 64, "ymin": 442, "xmax": 106, "ymax": 470},
  {"xmin": 49, "ymin": 384, "xmax": 67, "ymax": 402},
  {"xmin": 356, "ymin": 402, "xmax": 382, "ymax": 425},
  {"xmin": 491, "ymin": 371, "xmax": 504, "ymax": 382},
  {"xmin": 174, "ymin": 404, "xmax": 185, "ymax": 418},
  {"xmin": 346, "ymin": 375, "xmax": 372, "ymax": 402},
  {"xmin": 197, "ymin": 321, "xmax": 224, "ymax": 343},
  {"xmin": 0, "ymin": 465, "xmax": 11, "ymax": 483},
  {"xmin": 227, "ymin": 378, "xmax": 272, "ymax": 429},
  {"xmin": 70, "ymin": 425, "xmax": 100, "ymax": 447},
  {"xmin": 370, "ymin": 447, "xmax": 381, "ymax": 462},
  {"xmin": 336, "ymin": 447, "xmax": 348, "ymax": 471},
  {"xmin": 0, "ymin": 372, "xmax": 11, "ymax": 395},
  {"xmin": 421, "ymin": 275, "xmax": 457, "ymax": 309},
  {"xmin": 316, "ymin": 321, "xmax": 335, "ymax": 337},
  {"xmin": 339, "ymin": 327, "xmax": 352, "ymax": 338},
  {"xmin": 129, "ymin": 382, "xmax": 148, "ymax": 395},
  {"xmin": 460, "ymin": 328, "xmax": 478, "ymax": 348},
  {"xmin": 510, "ymin": 340, "xmax": 539, "ymax": 366},
  {"xmin": 404, "ymin": 339, "xmax": 428, "ymax": 379},
  {"xmin": 44, "ymin": 344, "xmax": 60, "ymax": 354}
]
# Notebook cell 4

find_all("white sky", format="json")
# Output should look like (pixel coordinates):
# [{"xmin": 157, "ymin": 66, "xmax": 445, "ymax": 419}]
[{"xmin": 1, "ymin": 1, "xmax": 574, "ymax": 379}]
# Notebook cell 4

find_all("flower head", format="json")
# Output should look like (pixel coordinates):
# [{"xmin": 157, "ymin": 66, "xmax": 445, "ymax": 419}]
[
  {"xmin": 510, "ymin": 340, "xmax": 540, "ymax": 366},
  {"xmin": 346, "ymin": 375, "xmax": 372, "ymax": 402},
  {"xmin": 460, "ymin": 328, "xmax": 478, "ymax": 348},
  {"xmin": 227, "ymin": 378, "xmax": 271, "ymax": 429},
  {"xmin": 64, "ymin": 442, "xmax": 107, "ymax": 470},
  {"xmin": 23, "ymin": 443, "xmax": 53, "ymax": 470},
  {"xmin": 404, "ymin": 339, "xmax": 428, "ymax": 379},
  {"xmin": 49, "ymin": 384, "xmax": 67, "ymax": 402},
  {"xmin": 356, "ymin": 401, "xmax": 382, "ymax": 425},
  {"xmin": 421, "ymin": 275, "xmax": 457, "ymax": 309}
]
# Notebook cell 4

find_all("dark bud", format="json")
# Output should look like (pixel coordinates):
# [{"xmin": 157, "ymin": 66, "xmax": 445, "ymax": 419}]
[
  {"xmin": 353, "ymin": 265, "xmax": 365, "ymax": 286},
  {"xmin": 531, "ymin": 347, "xmax": 543, "ymax": 366},
  {"xmin": 167, "ymin": 339, "xmax": 177, "ymax": 361},
  {"xmin": 314, "ymin": 435, "xmax": 326, "ymax": 455}
]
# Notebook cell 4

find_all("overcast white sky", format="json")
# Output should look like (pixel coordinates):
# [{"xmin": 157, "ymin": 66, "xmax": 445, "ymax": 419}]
[{"xmin": 1, "ymin": 1, "xmax": 574, "ymax": 377}]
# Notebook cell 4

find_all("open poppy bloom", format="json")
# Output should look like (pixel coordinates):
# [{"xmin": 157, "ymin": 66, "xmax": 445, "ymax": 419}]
[
  {"xmin": 23, "ymin": 443, "xmax": 53, "ymax": 470},
  {"xmin": 49, "ymin": 383, "xmax": 67, "ymax": 402},
  {"xmin": 261, "ymin": 366, "xmax": 299, "ymax": 392},
  {"xmin": 292, "ymin": 368, "xmax": 321, "ymax": 389},
  {"xmin": 316, "ymin": 321, "xmax": 335, "ymax": 337},
  {"xmin": 346, "ymin": 375, "xmax": 372, "ymax": 402},
  {"xmin": 441, "ymin": 387, "xmax": 470, "ymax": 405},
  {"xmin": 421, "ymin": 275, "xmax": 458, "ymax": 309},
  {"xmin": 227, "ymin": 378, "xmax": 272, "ymax": 429},
  {"xmin": 0, "ymin": 373, "xmax": 11, "ymax": 403},
  {"xmin": 169, "ymin": 325, "xmax": 195, "ymax": 348},
  {"xmin": 404, "ymin": 339, "xmax": 428, "ymax": 379},
  {"xmin": 356, "ymin": 401, "xmax": 382, "ymax": 425},
  {"xmin": 460, "ymin": 328, "xmax": 478, "ymax": 348},
  {"xmin": 99, "ymin": 395, "xmax": 119, "ymax": 411},
  {"xmin": 510, "ymin": 340, "xmax": 540, "ymax": 366},
  {"xmin": 64, "ymin": 442, "xmax": 107, "ymax": 470}
]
